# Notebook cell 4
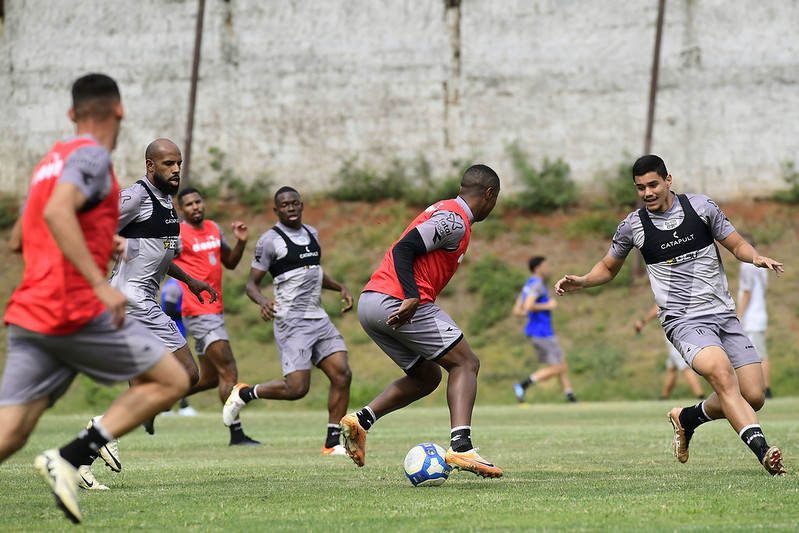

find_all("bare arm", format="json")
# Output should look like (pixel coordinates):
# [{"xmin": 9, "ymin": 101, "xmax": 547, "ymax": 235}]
[
  {"xmin": 554, "ymin": 253, "xmax": 626, "ymax": 295},
  {"xmin": 245, "ymin": 267, "xmax": 278, "ymax": 322},
  {"xmin": 220, "ymin": 221, "xmax": 248, "ymax": 269},
  {"xmin": 719, "ymin": 231, "xmax": 783, "ymax": 276},
  {"xmin": 322, "ymin": 272, "xmax": 353, "ymax": 313},
  {"xmin": 9, "ymin": 216, "xmax": 22, "ymax": 252},
  {"xmin": 634, "ymin": 303, "xmax": 660, "ymax": 333},
  {"xmin": 167, "ymin": 262, "xmax": 218, "ymax": 304},
  {"xmin": 737, "ymin": 290, "xmax": 752, "ymax": 321},
  {"xmin": 44, "ymin": 182, "xmax": 127, "ymax": 327}
]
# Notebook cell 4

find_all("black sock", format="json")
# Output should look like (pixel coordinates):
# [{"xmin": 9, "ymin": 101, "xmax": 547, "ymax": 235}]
[
  {"xmin": 450, "ymin": 426, "xmax": 472, "ymax": 452},
  {"xmin": 356, "ymin": 407, "xmax": 375, "ymax": 431},
  {"xmin": 229, "ymin": 420, "xmax": 245, "ymax": 441},
  {"xmin": 239, "ymin": 386, "xmax": 257, "ymax": 403},
  {"xmin": 325, "ymin": 424, "xmax": 341, "ymax": 448},
  {"xmin": 179, "ymin": 397, "xmax": 190, "ymax": 408},
  {"xmin": 740, "ymin": 425, "xmax": 770, "ymax": 462},
  {"xmin": 521, "ymin": 377, "xmax": 534, "ymax": 389},
  {"xmin": 59, "ymin": 425, "xmax": 109, "ymax": 468},
  {"xmin": 678, "ymin": 402, "xmax": 710, "ymax": 435}
]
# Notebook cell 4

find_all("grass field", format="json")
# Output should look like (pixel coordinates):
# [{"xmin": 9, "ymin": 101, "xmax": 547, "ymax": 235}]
[{"xmin": 2, "ymin": 399, "xmax": 797, "ymax": 532}]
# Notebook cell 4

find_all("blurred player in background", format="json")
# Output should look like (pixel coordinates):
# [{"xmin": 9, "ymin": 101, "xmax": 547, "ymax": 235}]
[
  {"xmin": 635, "ymin": 303, "xmax": 704, "ymax": 400},
  {"xmin": 736, "ymin": 231, "xmax": 772, "ymax": 398},
  {"xmin": 512, "ymin": 256, "xmax": 577, "ymax": 404},
  {"xmin": 555, "ymin": 154, "xmax": 785, "ymax": 476},
  {"xmin": 224, "ymin": 186, "xmax": 351, "ymax": 455},
  {"xmin": 0, "ymin": 73, "xmax": 189, "ymax": 523},
  {"xmin": 340, "ymin": 165, "xmax": 504, "ymax": 478},
  {"xmin": 172, "ymin": 187, "xmax": 260, "ymax": 445},
  {"xmin": 160, "ymin": 277, "xmax": 197, "ymax": 416}
]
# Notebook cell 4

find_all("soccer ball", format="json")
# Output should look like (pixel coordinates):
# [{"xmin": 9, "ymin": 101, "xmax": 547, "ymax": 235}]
[{"xmin": 404, "ymin": 443, "xmax": 450, "ymax": 487}]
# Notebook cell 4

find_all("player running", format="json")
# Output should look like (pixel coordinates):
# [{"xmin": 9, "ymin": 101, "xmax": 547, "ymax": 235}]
[
  {"xmin": 172, "ymin": 187, "xmax": 260, "ymax": 445},
  {"xmin": 555, "ymin": 154, "xmax": 785, "ymax": 476},
  {"xmin": 340, "ymin": 164, "xmax": 504, "ymax": 478},
  {"xmin": 223, "ymin": 186, "xmax": 353, "ymax": 455},
  {"xmin": 0, "ymin": 73, "xmax": 190, "ymax": 523}
]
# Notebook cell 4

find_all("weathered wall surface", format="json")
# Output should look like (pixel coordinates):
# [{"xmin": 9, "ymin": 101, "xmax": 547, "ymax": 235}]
[{"xmin": 1, "ymin": 0, "xmax": 797, "ymax": 201}]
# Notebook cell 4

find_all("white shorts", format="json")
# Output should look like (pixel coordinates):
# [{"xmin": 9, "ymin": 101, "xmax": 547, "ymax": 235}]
[{"xmin": 745, "ymin": 330, "xmax": 768, "ymax": 361}]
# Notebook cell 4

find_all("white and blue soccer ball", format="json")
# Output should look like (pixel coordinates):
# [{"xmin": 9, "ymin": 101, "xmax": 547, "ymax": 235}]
[{"xmin": 404, "ymin": 443, "xmax": 450, "ymax": 487}]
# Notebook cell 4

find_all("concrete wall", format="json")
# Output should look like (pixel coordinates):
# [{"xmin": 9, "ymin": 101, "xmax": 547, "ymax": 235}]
[{"xmin": 1, "ymin": 0, "xmax": 797, "ymax": 201}]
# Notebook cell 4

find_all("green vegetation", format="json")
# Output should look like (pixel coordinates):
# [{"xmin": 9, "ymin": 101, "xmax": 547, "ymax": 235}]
[
  {"xmin": 774, "ymin": 159, "xmax": 799, "ymax": 203},
  {"xmin": 329, "ymin": 154, "xmax": 465, "ymax": 206},
  {"xmin": 506, "ymin": 141, "xmax": 578, "ymax": 213},
  {"xmin": 0, "ymin": 193, "xmax": 20, "ymax": 229},
  {"xmin": 600, "ymin": 157, "xmax": 639, "ymax": 208},
  {"xmin": 200, "ymin": 147, "xmax": 273, "ymax": 214},
  {"xmin": 464, "ymin": 255, "xmax": 526, "ymax": 334},
  {"xmin": 3, "ymin": 403, "xmax": 797, "ymax": 531}
]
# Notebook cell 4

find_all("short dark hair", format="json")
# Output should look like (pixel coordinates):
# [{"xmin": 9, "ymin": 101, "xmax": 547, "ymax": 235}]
[
  {"xmin": 461, "ymin": 164, "xmax": 500, "ymax": 193},
  {"xmin": 528, "ymin": 256, "xmax": 546, "ymax": 272},
  {"xmin": 71, "ymin": 73, "xmax": 120, "ymax": 120},
  {"xmin": 632, "ymin": 154, "xmax": 668, "ymax": 181},
  {"xmin": 274, "ymin": 186, "xmax": 299, "ymax": 204},
  {"xmin": 177, "ymin": 187, "xmax": 202, "ymax": 205}
]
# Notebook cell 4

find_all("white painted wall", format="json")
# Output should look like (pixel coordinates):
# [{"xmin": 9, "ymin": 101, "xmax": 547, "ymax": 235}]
[{"xmin": 1, "ymin": 0, "xmax": 797, "ymax": 201}]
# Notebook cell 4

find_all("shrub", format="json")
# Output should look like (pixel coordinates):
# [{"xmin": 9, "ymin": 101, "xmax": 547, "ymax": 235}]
[
  {"xmin": 774, "ymin": 160, "xmax": 799, "ymax": 203},
  {"xmin": 601, "ymin": 158, "xmax": 639, "ymax": 208},
  {"xmin": 0, "ymin": 194, "xmax": 20, "ymax": 229},
  {"xmin": 465, "ymin": 255, "xmax": 526, "ymax": 334},
  {"xmin": 506, "ymin": 141, "xmax": 577, "ymax": 212}
]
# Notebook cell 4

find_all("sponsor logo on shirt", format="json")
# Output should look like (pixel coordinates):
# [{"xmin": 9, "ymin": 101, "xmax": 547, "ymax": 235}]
[
  {"xmin": 164, "ymin": 237, "xmax": 178, "ymax": 250},
  {"xmin": 299, "ymin": 246, "xmax": 319, "ymax": 259},
  {"xmin": 661, "ymin": 230, "xmax": 695, "ymax": 250},
  {"xmin": 192, "ymin": 237, "xmax": 221, "ymax": 252},
  {"xmin": 32, "ymin": 154, "xmax": 64, "ymax": 186}
]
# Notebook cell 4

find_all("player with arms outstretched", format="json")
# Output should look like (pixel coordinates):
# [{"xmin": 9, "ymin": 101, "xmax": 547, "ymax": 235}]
[{"xmin": 555, "ymin": 154, "xmax": 785, "ymax": 476}]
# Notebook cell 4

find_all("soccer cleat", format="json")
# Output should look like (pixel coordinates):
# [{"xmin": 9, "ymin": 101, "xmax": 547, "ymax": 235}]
[
  {"xmin": 445, "ymin": 447, "xmax": 503, "ymax": 478},
  {"xmin": 229, "ymin": 435, "xmax": 262, "ymax": 446},
  {"xmin": 178, "ymin": 405, "xmax": 199, "ymax": 416},
  {"xmin": 513, "ymin": 383, "xmax": 525, "ymax": 403},
  {"xmin": 668, "ymin": 407, "xmax": 690, "ymax": 463},
  {"xmin": 339, "ymin": 414, "xmax": 367, "ymax": 467},
  {"xmin": 223, "ymin": 383, "xmax": 249, "ymax": 427},
  {"xmin": 88, "ymin": 417, "xmax": 121, "ymax": 472},
  {"xmin": 143, "ymin": 416, "xmax": 155, "ymax": 435},
  {"xmin": 77, "ymin": 465, "xmax": 110, "ymax": 490},
  {"xmin": 322, "ymin": 444, "xmax": 348, "ymax": 456},
  {"xmin": 566, "ymin": 392, "xmax": 578, "ymax": 403},
  {"xmin": 762, "ymin": 446, "xmax": 787, "ymax": 476},
  {"xmin": 34, "ymin": 449, "xmax": 83, "ymax": 524}
]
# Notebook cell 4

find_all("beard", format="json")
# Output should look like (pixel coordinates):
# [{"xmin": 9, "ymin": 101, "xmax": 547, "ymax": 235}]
[{"xmin": 153, "ymin": 171, "xmax": 180, "ymax": 196}]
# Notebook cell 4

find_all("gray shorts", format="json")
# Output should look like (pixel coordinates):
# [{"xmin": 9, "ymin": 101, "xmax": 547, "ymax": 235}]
[
  {"xmin": 665, "ymin": 339, "xmax": 689, "ymax": 371},
  {"xmin": 357, "ymin": 291, "xmax": 464, "ymax": 371},
  {"xmin": 128, "ymin": 301, "xmax": 187, "ymax": 352},
  {"xmin": 184, "ymin": 313, "xmax": 229, "ymax": 355},
  {"xmin": 273, "ymin": 317, "xmax": 347, "ymax": 376},
  {"xmin": 665, "ymin": 312, "xmax": 760, "ymax": 370},
  {"xmin": 745, "ymin": 330, "xmax": 768, "ymax": 361},
  {"xmin": 0, "ymin": 311, "xmax": 165, "ymax": 407},
  {"xmin": 529, "ymin": 336, "xmax": 564, "ymax": 366}
]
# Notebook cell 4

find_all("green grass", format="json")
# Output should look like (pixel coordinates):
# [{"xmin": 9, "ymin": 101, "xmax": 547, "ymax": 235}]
[{"xmin": 2, "ymin": 400, "xmax": 798, "ymax": 532}]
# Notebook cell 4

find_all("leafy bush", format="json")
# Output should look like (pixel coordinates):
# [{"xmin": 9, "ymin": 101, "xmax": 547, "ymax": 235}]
[
  {"xmin": 562, "ymin": 211, "xmax": 621, "ymax": 240},
  {"xmin": 601, "ymin": 158, "xmax": 639, "ymax": 208},
  {"xmin": 329, "ymin": 154, "xmax": 467, "ymax": 206},
  {"xmin": 506, "ymin": 141, "xmax": 577, "ymax": 213},
  {"xmin": 465, "ymin": 255, "xmax": 526, "ymax": 334},
  {"xmin": 201, "ymin": 147, "xmax": 273, "ymax": 211},
  {"xmin": 774, "ymin": 160, "xmax": 799, "ymax": 203},
  {"xmin": 0, "ymin": 194, "xmax": 20, "ymax": 229}
]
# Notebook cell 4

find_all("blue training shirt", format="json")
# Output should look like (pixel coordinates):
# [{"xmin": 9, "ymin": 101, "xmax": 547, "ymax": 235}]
[{"xmin": 520, "ymin": 275, "xmax": 554, "ymax": 338}]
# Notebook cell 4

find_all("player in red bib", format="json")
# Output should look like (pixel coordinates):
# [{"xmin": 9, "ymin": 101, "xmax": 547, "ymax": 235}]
[
  {"xmin": 339, "ymin": 164, "xmax": 504, "ymax": 478},
  {"xmin": 172, "ymin": 187, "xmax": 260, "ymax": 445},
  {"xmin": 0, "ymin": 74, "xmax": 189, "ymax": 524}
]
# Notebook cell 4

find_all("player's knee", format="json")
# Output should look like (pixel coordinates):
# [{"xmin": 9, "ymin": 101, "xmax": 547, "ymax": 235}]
[
  {"xmin": 331, "ymin": 366, "xmax": 352, "ymax": 389},
  {"xmin": 285, "ymin": 381, "xmax": 310, "ymax": 400},
  {"xmin": 743, "ymin": 388, "xmax": 766, "ymax": 411}
]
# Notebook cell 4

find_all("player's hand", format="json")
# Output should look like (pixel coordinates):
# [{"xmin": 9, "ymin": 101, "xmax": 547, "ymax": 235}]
[
  {"xmin": 231, "ymin": 221, "xmax": 249, "ymax": 243},
  {"xmin": 187, "ymin": 279, "xmax": 218, "ymax": 304},
  {"xmin": 554, "ymin": 275, "xmax": 584, "ymax": 295},
  {"xmin": 387, "ymin": 297, "xmax": 421, "ymax": 329},
  {"xmin": 339, "ymin": 286, "xmax": 354, "ymax": 313},
  {"xmin": 260, "ymin": 300, "xmax": 278, "ymax": 322},
  {"xmin": 113, "ymin": 235, "xmax": 128, "ymax": 261},
  {"xmin": 753, "ymin": 255, "xmax": 784, "ymax": 277},
  {"xmin": 634, "ymin": 320, "xmax": 644, "ymax": 334},
  {"xmin": 94, "ymin": 284, "xmax": 127, "ymax": 328}
]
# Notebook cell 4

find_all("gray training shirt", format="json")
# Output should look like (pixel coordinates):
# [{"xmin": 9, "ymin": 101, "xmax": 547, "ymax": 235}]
[{"xmin": 609, "ymin": 192, "xmax": 736, "ymax": 322}]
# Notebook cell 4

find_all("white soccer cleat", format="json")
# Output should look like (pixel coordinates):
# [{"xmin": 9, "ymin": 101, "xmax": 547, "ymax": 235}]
[
  {"xmin": 223, "ymin": 383, "xmax": 249, "ymax": 427},
  {"xmin": 34, "ymin": 449, "xmax": 83, "ymax": 524},
  {"xmin": 88, "ymin": 416, "xmax": 121, "ymax": 472},
  {"xmin": 321, "ymin": 444, "xmax": 348, "ymax": 456},
  {"xmin": 178, "ymin": 405, "xmax": 199, "ymax": 416},
  {"xmin": 77, "ymin": 465, "xmax": 110, "ymax": 490}
]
